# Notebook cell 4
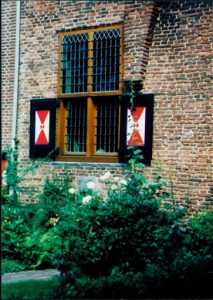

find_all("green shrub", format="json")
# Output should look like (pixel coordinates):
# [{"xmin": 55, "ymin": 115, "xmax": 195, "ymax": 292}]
[
  {"xmin": 2, "ymin": 204, "xmax": 34, "ymax": 261},
  {"xmin": 39, "ymin": 175, "xmax": 70, "ymax": 217},
  {"xmin": 2, "ymin": 259, "xmax": 27, "ymax": 274},
  {"xmin": 50, "ymin": 164, "xmax": 211, "ymax": 298},
  {"xmin": 2, "ymin": 202, "xmax": 61, "ymax": 271},
  {"xmin": 2, "ymin": 142, "xmax": 67, "ymax": 271},
  {"xmin": 2, "ymin": 143, "xmax": 212, "ymax": 298},
  {"xmin": 48, "ymin": 158, "xmax": 213, "ymax": 298}
]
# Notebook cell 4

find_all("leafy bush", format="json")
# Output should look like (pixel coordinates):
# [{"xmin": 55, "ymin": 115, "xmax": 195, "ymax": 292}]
[
  {"xmin": 51, "ymin": 162, "xmax": 213, "ymax": 298},
  {"xmin": 2, "ymin": 204, "xmax": 34, "ymax": 261},
  {"xmin": 2, "ymin": 143, "xmax": 212, "ymax": 298},
  {"xmin": 2, "ymin": 169, "xmax": 76, "ymax": 271},
  {"xmin": 39, "ymin": 174, "xmax": 72, "ymax": 217},
  {"xmin": 2, "ymin": 259, "xmax": 28, "ymax": 274},
  {"xmin": 2, "ymin": 202, "xmax": 61, "ymax": 271},
  {"xmin": 2, "ymin": 142, "xmax": 65, "ymax": 271}
]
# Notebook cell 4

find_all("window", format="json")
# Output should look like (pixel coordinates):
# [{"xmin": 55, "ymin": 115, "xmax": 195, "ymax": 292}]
[{"xmin": 57, "ymin": 24, "xmax": 123, "ymax": 162}]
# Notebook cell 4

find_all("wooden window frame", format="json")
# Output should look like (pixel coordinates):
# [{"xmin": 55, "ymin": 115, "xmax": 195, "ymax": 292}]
[{"xmin": 56, "ymin": 24, "xmax": 124, "ymax": 163}]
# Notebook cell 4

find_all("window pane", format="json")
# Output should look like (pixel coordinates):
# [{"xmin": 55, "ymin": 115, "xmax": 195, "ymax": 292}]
[
  {"xmin": 95, "ymin": 97, "xmax": 119, "ymax": 153},
  {"xmin": 92, "ymin": 29, "xmax": 121, "ymax": 92},
  {"xmin": 62, "ymin": 33, "xmax": 88, "ymax": 94},
  {"xmin": 66, "ymin": 100, "xmax": 87, "ymax": 152}
]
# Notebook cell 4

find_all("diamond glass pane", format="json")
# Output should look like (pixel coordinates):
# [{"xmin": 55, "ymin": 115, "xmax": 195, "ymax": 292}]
[
  {"xmin": 62, "ymin": 33, "xmax": 89, "ymax": 94},
  {"xmin": 92, "ymin": 29, "xmax": 121, "ymax": 92}
]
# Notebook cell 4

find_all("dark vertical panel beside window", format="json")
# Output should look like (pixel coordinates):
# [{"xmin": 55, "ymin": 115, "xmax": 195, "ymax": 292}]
[
  {"xmin": 66, "ymin": 100, "xmax": 87, "ymax": 152},
  {"xmin": 95, "ymin": 97, "xmax": 119, "ymax": 153}
]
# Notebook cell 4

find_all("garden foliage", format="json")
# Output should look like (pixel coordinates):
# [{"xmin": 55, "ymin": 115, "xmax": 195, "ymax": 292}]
[
  {"xmin": 2, "ymin": 146, "xmax": 213, "ymax": 298},
  {"xmin": 51, "ymin": 158, "xmax": 213, "ymax": 298}
]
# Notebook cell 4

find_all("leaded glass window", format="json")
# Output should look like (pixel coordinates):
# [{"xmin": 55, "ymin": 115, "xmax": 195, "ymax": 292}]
[
  {"xmin": 95, "ymin": 97, "xmax": 119, "ymax": 153},
  {"xmin": 66, "ymin": 99, "xmax": 87, "ymax": 152},
  {"xmin": 62, "ymin": 33, "xmax": 89, "ymax": 94},
  {"xmin": 58, "ymin": 25, "xmax": 123, "ymax": 162},
  {"xmin": 93, "ymin": 29, "xmax": 121, "ymax": 92},
  {"xmin": 59, "ymin": 25, "xmax": 122, "ymax": 96}
]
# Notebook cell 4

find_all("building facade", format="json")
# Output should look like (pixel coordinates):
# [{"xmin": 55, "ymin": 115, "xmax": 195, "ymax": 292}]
[{"xmin": 2, "ymin": 0, "xmax": 212, "ymax": 209}]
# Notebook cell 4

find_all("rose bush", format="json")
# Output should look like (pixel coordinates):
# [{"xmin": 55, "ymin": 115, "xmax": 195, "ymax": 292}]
[
  {"xmin": 51, "ymin": 166, "xmax": 213, "ymax": 299},
  {"xmin": 2, "ymin": 147, "xmax": 212, "ymax": 298}
]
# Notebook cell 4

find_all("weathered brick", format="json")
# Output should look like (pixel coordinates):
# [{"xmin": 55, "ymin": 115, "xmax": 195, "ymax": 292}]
[{"xmin": 2, "ymin": 0, "xmax": 212, "ymax": 210}]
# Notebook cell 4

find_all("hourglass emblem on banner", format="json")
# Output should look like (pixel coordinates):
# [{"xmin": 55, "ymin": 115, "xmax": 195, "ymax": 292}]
[
  {"xmin": 127, "ymin": 107, "xmax": 146, "ymax": 146},
  {"xmin": 35, "ymin": 110, "xmax": 50, "ymax": 145}
]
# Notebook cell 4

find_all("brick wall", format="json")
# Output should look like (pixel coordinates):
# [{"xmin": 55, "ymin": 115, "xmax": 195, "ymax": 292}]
[
  {"xmin": 143, "ymin": 0, "xmax": 213, "ymax": 209},
  {"xmin": 1, "ymin": 0, "xmax": 17, "ymax": 147},
  {"xmin": 6, "ymin": 0, "xmax": 212, "ymax": 209},
  {"xmin": 16, "ymin": 0, "xmax": 157, "ymax": 194}
]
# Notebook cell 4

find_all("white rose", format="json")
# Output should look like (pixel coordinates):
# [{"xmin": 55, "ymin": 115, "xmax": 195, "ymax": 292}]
[
  {"xmin": 49, "ymin": 217, "xmax": 59, "ymax": 226},
  {"xmin": 120, "ymin": 179, "xmax": 127, "ymax": 186},
  {"xmin": 100, "ymin": 171, "xmax": 111, "ymax": 181},
  {"xmin": 114, "ymin": 177, "xmax": 120, "ymax": 182},
  {"xmin": 69, "ymin": 188, "xmax": 76, "ymax": 194},
  {"xmin": 86, "ymin": 181, "xmax": 96, "ymax": 190},
  {"xmin": 111, "ymin": 184, "xmax": 118, "ymax": 190},
  {"xmin": 82, "ymin": 195, "xmax": 92, "ymax": 204},
  {"xmin": 2, "ymin": 170, "xmax": 7, "ymax": 186}
]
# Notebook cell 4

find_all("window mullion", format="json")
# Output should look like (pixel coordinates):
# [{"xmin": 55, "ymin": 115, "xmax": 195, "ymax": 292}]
[
  {"xmin": 86, "ymin": 97, "xmax": 95, "ymax": 157},
  {"xmin": 86, "ymin": 31, "xmax": 94, "ymax": 157},
  {"xmin": 61, "ymin": 101, "xmax": 66, "ymax": 155}
]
